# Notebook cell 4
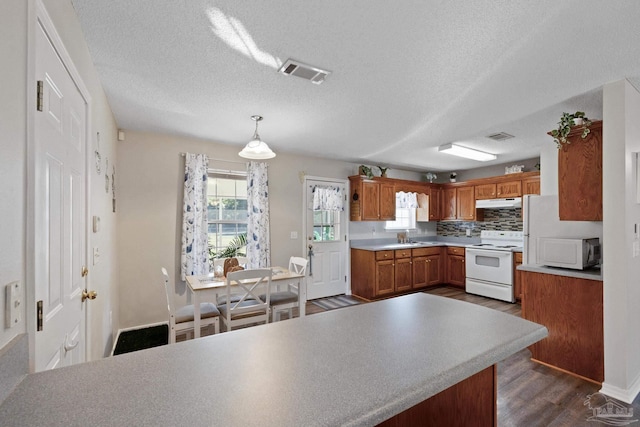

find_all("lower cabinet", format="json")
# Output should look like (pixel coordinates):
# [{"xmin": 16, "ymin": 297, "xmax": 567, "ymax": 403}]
[
  {"xmin": 446, "ymin": 247, "xmax": 466, "ymax": 289},
  {"xmin": 513, "ymin": 252, "xmax": 523, "ymax": 301},
  {"xmin": 521, "ymin": 271, "xmax": 603, "ymax": 383},
  {"xmin": 351, "ymin": 247, "xmax": 442, "ymax": 299}
]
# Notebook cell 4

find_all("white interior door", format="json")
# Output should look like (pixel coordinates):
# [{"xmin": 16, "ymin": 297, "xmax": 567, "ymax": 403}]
[
  {"xmin": 304, "ymin": 178, "xmax": 349, "ymax": 300},
  {"xmin": 33, "ymin": 18, "xmax": 89, "ymax": 371}
]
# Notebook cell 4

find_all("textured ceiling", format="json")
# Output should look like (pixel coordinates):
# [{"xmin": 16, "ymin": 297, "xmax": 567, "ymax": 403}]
[{"xmin": 70, "ymin": 0, "xmax": 640, "ymax": 172}]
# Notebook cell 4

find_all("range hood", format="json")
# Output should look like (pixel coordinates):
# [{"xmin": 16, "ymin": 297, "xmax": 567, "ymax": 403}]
[{"xmin": 476, "ymin": 197, "xmax": 522, "ymax": 209}]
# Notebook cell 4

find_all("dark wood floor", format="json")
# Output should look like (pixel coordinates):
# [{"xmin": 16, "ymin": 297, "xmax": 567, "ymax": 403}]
[{"xmin": 304, "ymin": 287, "xmax": 640, "ymax": 427}]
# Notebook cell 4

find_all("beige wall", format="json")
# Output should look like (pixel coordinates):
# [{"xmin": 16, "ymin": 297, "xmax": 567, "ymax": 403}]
[
  {"xmin": 601, "ymin": 79, "xmax": 640, "ymax": 402},
  {"xmin": 0, "ymin": 0, "xmax": 119, "ymax": 361},
  {"xmin": 116, "ymin": 131, "xmax": 428, "ymax": 328}
]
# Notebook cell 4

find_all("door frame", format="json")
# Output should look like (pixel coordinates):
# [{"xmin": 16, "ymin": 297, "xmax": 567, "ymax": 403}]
[
  {"xmin": 26, "ymin": 0, "xmax": 94, "ymax": 371},
  {"xmin": 302, "ymin": 176, "xmax": 351, "ymax": 296}
]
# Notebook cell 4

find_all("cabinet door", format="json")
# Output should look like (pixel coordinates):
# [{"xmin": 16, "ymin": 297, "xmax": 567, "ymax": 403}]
[
  {"xmin": 442, "ymin": 188, "xmax": 457, "ymax": 220},
  {"xmin": 361, "ymin": 181, "xmax": 380, "ymax": 220},
  {"xmin": 412, "ymin": 256, "xmax": 428, "ymax": 288},
  {"xmin": 379, "ymin": 182, "xmax": 396, "ymax": 220},
  {"xmin": 513, "ymin": 252, "xmax": 523, "ymax": 301},
  {"xmin": 375, "ymin": 259, "xmax": 395, "ymax": 296},
  {"xmin": 474, "ymin": 183, "xmax": 496, "ymax": 200},
  {"xmin": 557, "ymin": 121, "xmax": 602, "ymax": 221},
  {"xmin": 426, "ymin": 254, "xmax": 442, "ymax": 286},
  {"xmin": 456, "ymin": 186, "xmax": 476, "ymax": 220},
  {"xmin": 429, "ymin": 187, "xmax": 442, "ymax": 220},
  {"xmin": 496, "ymin": 180, "xmax": 522, "ymax": 198},
  {"xmin": 395, "ymin": 257, "xmax": 412, "ymax": 292},
  {"xmin": 447, "ymin": 255, "xmax": 466, "ymax": 288},
  {"xmin": 522, "ymin": 177, "xmax": 540, "ymax": 195}
]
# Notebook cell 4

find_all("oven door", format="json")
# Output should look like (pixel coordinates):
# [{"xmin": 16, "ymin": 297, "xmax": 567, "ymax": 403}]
[{"xmin": 465, "ymin": 248, "xmax": 513, "ymax": 285}]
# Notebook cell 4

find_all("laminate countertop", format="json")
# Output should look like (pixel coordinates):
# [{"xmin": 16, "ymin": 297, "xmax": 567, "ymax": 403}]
[
  {"xmin": 0, "ymin": 293, "xmax": 547, "ymax": 427},
  {"xmin": 517, "ymin": 264, "xmax": 603, "ymax": 281}
]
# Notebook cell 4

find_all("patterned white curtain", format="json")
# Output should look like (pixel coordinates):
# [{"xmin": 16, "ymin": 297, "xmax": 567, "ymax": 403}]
[
  {"xmin": 396, "ymin": 191, "xmax": 418, "ymax": 208},
  {"xmin": 180, "ymin": 153, "xmax": 209, "ymax": 281},
  {"xmin": 312, "ymin": 185, "xmax": 344, "ymax": 211},
  {"xmin": 246, "ymin": 161, "xmax": 270, "ymax": 268}
]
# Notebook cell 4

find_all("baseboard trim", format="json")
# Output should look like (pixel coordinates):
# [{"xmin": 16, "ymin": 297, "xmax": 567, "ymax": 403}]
[{"xmin": 600, "ymin": 375, "xmax": 640, "ymax": 404}]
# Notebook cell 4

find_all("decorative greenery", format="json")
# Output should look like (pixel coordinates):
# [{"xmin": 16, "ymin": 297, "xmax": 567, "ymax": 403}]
[
  {"xmin": 425, "ymin": 172, "xmax": 437, "ymax": 183},
  {"xmin": 377, "ymin": 166, "xmax": 389, "ymax": 177},
  {"xmin": 550, "ymin": 111, "xmax": 592, "ymax": 149},
  {"xmin": 208, "ymin": 233, "xmax": 247, "ymax": 263},
  {"xmin": 450, "ymin": 172, "xmax": 457, "ymax": 179},
  {"xmin": 359, "ymin": 165, "xmax": 374, "ymax": 179}
]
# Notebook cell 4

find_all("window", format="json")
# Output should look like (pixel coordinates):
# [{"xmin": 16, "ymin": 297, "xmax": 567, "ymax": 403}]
[
  {"xmin": 313, "ymin": 210, "xmax": 341, "ymax": 242},
  {"xmin": 207, "ymin": 171, "xmax": 247, "ymax": 255},
  {"xmin": 386, "ymin": 191, "xmax": 417, "ymax": 230}
]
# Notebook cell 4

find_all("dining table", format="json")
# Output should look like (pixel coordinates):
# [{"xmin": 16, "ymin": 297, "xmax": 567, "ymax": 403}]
[{"xmin": 185, "ymin": 267, "xmax": 306, "ymax": 337}]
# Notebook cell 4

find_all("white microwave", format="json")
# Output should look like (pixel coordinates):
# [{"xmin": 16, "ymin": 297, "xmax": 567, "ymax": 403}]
[{"xmin": 537, "ymin": 237, "xmax": 601, "ymax": 270}]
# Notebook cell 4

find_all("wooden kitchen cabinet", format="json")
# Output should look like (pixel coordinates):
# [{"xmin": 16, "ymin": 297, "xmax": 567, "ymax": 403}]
[
  {"xmin": 555, "ymin": 120, "xmax": 603, "ymax": 221},
  {"xmin": 522, "ymin": 176, "xmax": 540, "ymax": 195},
  {"xmin": 349, "ymin": 176, "xmax": 396, "ymax": 221},
  {"xmin": 457, "ymin": 186, "xmax": 483, "ymax": 221},
  {"xmin": 441, "ymin": 187, "xmax": 457, "ymax": 220},
  {"xmin": 395, "ymin": 249, "xmax": 413, "ymax": 292},
  {"xmin": 351, "ymin": 247, "xmax": 443, "ymax": 299},
  {"xmin": 513, "ymin": 252, "xmax": 523, "ymax": 301},
  {"xmin": 522, "ymin": 271, "xmax": 603, "ymax": 383},
  {"xmin": 475, "ymin": 183, "xmax": 496, "ymax": 200},
  {"xmin": 496, "ymin": 180, "xmax": 522, "ymax": 198},
  {"xmin": 429, "ymin": 186, "xmax": 442, "ymax": 221},
  {"xmin": 446, "ymin": 246, "xmax": 466, "ymax": 288}
]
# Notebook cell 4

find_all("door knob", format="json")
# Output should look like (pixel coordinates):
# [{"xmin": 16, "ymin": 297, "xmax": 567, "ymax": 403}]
[{"xmin": 82, "ymin": 290, "xmax": 97, "ymax": 302}]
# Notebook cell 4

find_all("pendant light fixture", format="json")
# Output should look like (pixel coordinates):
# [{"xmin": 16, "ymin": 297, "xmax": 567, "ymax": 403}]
[{"xmin": 238, "ymin": 115, "xmax": 276, "ymax": 159}]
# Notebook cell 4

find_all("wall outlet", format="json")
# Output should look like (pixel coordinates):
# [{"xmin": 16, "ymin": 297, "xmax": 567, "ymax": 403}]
[
  {"xmin": 5, "ymin": 281, "xmax": 21, "ymax": 328},
  {"xmin": 466, "ymin": 228, "xmax": 472, "ymax": 237},
  {"xmin": 290, "ymin": 231, "xmax": 298, "ymax": 239}
]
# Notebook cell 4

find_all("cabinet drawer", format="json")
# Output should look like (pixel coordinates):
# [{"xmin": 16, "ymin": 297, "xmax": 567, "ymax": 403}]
[
  {"xmin": 395, "ymin": 249, "xmax": 412, "ymax": 259},
  {"xmin": 514, "ymin": 252, "xmax": 523, "ymax": 263},
  {"xmin": 447, "ymin": 246, "xmax": 466, "ymax": 256},
  {"xmin": 375, "ymin": 250, "xmax": 394, "ymax": 261},
  {"xmin": 412, "ymin": 247, "xmax": 441, "ymax": 257}
]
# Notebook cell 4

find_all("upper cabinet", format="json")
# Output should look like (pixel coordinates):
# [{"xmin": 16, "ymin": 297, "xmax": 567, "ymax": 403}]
[
  {"xmin": 429, "ymin": 186, "xmax": 442, "ymax": 221},
  {"xmin": 555, "ymin": 121, "xmax": 603, "ymax": 221},
  {"xmin": 441, "ymin": 186, "xmax": 483, "ymax": 221},
  {"xmin": 496, "ymin": 180, "xmax": 522, "ymax": 198},
  {"xmin": 349, "ymin": 176, "xmax": 396, "ymax": 221},
  {"xmin": 522, "ymin": 176, "xmax": 540, "ymax": 195}
]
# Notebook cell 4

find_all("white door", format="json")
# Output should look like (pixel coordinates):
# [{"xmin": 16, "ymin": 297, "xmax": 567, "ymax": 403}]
[
  {"xmin": 304, "ymin": 178, "xmax": 349, "ymax": 300},
  {"xmin": 33, "ymin": 18, "xmax": 89, "ymax": 371}
]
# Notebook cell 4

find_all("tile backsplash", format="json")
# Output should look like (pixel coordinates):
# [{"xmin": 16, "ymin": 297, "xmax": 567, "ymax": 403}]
[{"xmin": 437, "ymin": 208, "xmax": 522, "ymax": 237}]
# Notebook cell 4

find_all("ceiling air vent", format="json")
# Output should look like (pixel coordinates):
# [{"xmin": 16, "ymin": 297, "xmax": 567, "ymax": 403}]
[
  {"xmin": 278, "ymin": 59, "xmax": 331, "ymax": 85},
  {"xmin": 486, "ymin": 132, "xmax": 515, "ymax": 141}
]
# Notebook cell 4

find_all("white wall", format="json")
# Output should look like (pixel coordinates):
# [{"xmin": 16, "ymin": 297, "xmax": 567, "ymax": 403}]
[
  {"xmin": 0, "ymin": 0, "xmax": 119, "ymax": 361},
  {"xmin": 601, "ymin": 79, "xmax": 640, "ymax": 403},
  {"xmin": 117, "ymin": 131, "xmax": 399, "ymax": 328},
  {"xmin": 0, "ymin": 0, "xmax": 29, "ymax": 350}
]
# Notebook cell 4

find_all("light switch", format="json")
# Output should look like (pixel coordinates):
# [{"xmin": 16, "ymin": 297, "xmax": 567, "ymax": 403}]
[
  {"xmin": 5, "ymin": 281, "xmax": 21, "ymax": 328},
  {"xmin": 93, "ymin": 247, "xmax": 101, "ymax": 265},
  {"xmin": 290, "ymin": 231, "xmax": 298, "ymax": 239}
]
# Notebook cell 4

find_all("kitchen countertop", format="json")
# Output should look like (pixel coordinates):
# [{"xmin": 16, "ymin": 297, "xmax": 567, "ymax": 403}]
[
  {"xmin": 0, "ymin": 293, "xmax": 547, "ymax": 427},
  {"xmin": 351, "ymin": 239, "xmax": 523, "ymax": 252},
  {"xmin": 517, "ymin": 264, "xmax": 603, "ymax": 281}
]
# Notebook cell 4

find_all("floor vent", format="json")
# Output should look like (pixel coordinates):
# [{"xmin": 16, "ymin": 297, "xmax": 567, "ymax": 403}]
[
  {"xmin": 278, "ymin": 59, "xmax": 331, "ymax": 85},
  {"xmin": 486, "ymin": 132, "xmax": 515, "ymax": 141}
]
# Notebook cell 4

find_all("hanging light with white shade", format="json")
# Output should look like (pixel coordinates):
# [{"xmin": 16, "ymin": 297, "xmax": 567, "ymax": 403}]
[{"xmin": 238, "ymin": 115, "xmax": 276, "ymax": 159}]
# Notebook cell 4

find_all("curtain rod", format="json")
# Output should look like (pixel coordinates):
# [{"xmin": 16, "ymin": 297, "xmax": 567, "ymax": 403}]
[{"xmin": 179, "ymin": 152, "xmax": 247, "ymax": 165}]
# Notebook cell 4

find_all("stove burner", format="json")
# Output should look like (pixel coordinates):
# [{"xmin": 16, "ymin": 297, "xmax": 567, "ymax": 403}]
[{"xmin": 496, "ymin": 245, "xmax": 517, "ymax": 248}]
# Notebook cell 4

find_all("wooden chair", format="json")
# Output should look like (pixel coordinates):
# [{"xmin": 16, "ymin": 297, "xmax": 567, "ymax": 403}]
[
  {"xmin": 161, "ymin": 268, "xmax": 220, "ymax": 344},
  {"xmin": 217, "ymin": 269, "xmax": 272, "ymax": 332},
  {"xmin": 267, "ymin": 257, "xmax": 307, "ymax": 322}
]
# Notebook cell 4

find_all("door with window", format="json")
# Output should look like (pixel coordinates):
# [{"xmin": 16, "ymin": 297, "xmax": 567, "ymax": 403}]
[{"xmin": 305, "ymin": 177, "xmax": 348, "ymax": 300}]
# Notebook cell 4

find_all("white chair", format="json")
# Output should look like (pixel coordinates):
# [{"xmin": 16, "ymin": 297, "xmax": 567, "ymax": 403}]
[
  {"xmin": 268, "ymin": 257, "xmax": 308, "ymax": 322},
  {"xmin": 217, "ymin": 269, "xmax": 272, "ymax": 332},
  {"xmin": 161, "ymin": 268, "xmax": 220, "ymax": 344}
]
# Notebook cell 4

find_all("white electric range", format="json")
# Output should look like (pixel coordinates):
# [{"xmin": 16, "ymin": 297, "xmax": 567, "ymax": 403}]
[{"xmin": 465, "ymin": 230, "xmax": 523, "ymax": 303}]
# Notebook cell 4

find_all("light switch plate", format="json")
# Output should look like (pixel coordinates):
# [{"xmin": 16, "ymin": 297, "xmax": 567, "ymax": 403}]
[
  {"xmin": 290, "ymin": 231, "xmax": 298, "ymax": 239},
  {"xmin": 93, "ymin": 247, "xmax": 101, "ymax": 265},
  {"xmin": 5, "ymin": 281, "xmax": 21, "ymax": 328}
]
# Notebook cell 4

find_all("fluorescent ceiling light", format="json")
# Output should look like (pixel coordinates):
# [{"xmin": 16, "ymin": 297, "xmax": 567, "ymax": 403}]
[{"xmin": 438, "ymin": 143, "xmax": 496, "ymax": 162}]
